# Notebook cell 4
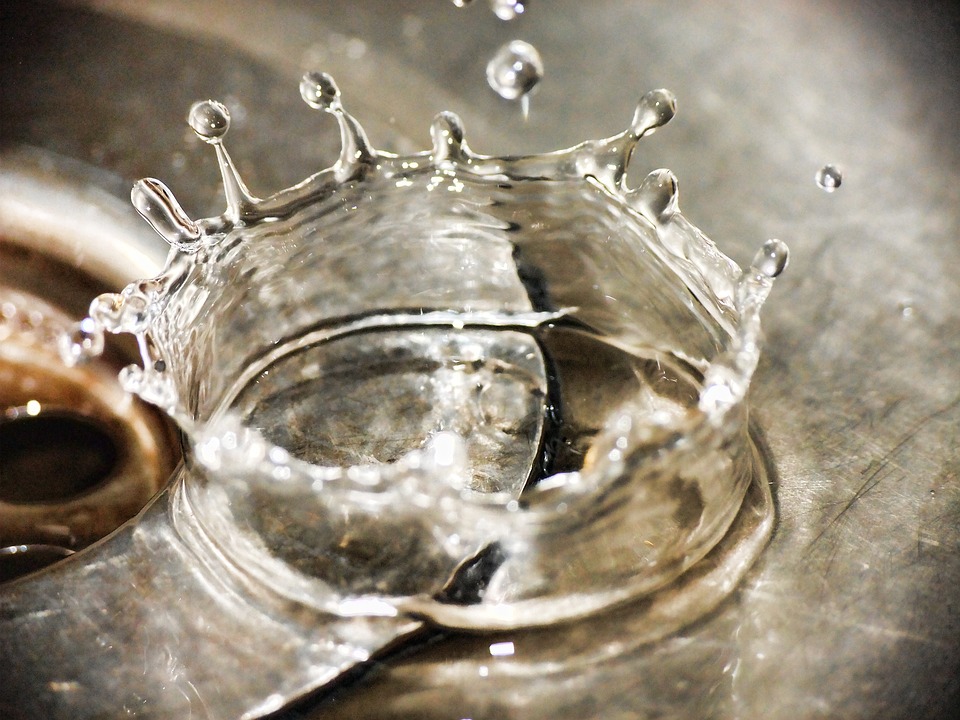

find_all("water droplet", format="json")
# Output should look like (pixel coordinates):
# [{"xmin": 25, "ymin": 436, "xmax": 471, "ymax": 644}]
[
  {"xmin": 131, "ymin": 178, "xmax": 201, "ymax": 251},
  {"xmin": 89, "ymin": 292, "xmax": 150, "ymax": 334},
  {"xmin": 300, "ymin": 71, "xmax": 341, "ymax": 111},
  {"xmin": 486, "ymin": 40, "xmax": 544, "ymax": 102},
  {"xmin": 628, "ymin": 169, "xmax": 679, "ymax": 222},
  {"xmin": 751, "ymin": 239, "xmax": 790, "ymax": 278},
  {"xmin": 631, "ymin": 89, "xmax": 677, "ymax": 138},
  {"xmin": 896, "ymin": 299, "xmax": 914, "ymax": 318},
  {"xmin": 430, "ymin": 111, "xmax": 467, "ymax": 162},
  {"xmin": 118, "ymin": 365, "xmax": 177, "ymax": 410},
  {"xmin": 451, "ymin": 0, "xmax": 474, "ymax": 6},
  {"xmin": 187, "ymin": 100, "xmax": 230, "ymax": 143},
  {"xmin": 491, "ymin": 0, "xmax": 527, "ymax": 21},
  {"xmin": 815, "ymin": 164, "xmax": 842, "ymax": 192},
  {"xmin": 58, "ymin": 317, "xmax": 104, "ymax": 366}
]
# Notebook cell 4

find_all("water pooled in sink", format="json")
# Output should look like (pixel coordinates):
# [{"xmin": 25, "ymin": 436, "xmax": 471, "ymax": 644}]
[{"xmin": 69, "ymin": 71, "xmax": 786, "ymax": 636}]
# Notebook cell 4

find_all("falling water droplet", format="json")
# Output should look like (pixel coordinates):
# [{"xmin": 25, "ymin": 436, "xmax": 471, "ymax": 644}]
[
  {"xmin": 491, "ymin": 0, "xmax": 527, "ymax": 21},
  {"xmin": 815, "ymin": 164, "xmax": 842, "ymax": 192},
  {"xmin": 188, "ymin": 100, "xmax": 231, "ymax": 143},
  {"xmin": 750, "ymin": 239, "xmax": 790, "ymax": 278},
  {"xmin": 896, "ymin": 299, "xmax": 914, "ymax": 318},
  {"xmin": 486, "ymin": 40, "xmax": 544, "ymax": 102}
]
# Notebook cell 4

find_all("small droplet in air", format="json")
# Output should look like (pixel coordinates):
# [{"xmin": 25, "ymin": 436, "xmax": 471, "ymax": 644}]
[
  {"xmin": 451, "ymin": 0, "xmax": 474, "ymax": 7},
  {"xmin": 896, "ymin": 299, "xmax": 914, "ymax": 318},
  {"xmin": 491, "ymin": 0, "xmax": 527, "ymax": 21},
  {"xmin": 815, "ymin": 164, "xmax": 842, "ymax": 192},
  {"xmin": 486, "ymin": 40, "xmax": 544, "ymax": 102},
  {"xmin": 188, "ymin": 100, "xmax": 230, "ymax": 143},
  {"xmin": 750, "ymin": 239, "xmax": 790, "ymax": 278}
]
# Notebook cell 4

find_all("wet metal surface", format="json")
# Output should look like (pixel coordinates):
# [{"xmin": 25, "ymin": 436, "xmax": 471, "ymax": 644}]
[{"xmin": 1, "ymin": 1, "xmax": 958, "ymax": 718}]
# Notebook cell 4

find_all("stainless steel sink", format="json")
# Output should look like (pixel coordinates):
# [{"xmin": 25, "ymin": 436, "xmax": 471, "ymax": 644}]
[{"xmin": 1, "ymin": 1, "xmax": 958, "ymax": 718}]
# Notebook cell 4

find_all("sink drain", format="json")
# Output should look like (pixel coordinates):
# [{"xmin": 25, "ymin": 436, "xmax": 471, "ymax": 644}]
[{"xmin": 0, "ymin": 408, "xmax": 119, "ymax": 504}]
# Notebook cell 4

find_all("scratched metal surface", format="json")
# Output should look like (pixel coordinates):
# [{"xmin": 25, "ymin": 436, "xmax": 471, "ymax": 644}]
[{"xmin": 1, "ymin": 1, "xmax": 958, "ymax": 718}]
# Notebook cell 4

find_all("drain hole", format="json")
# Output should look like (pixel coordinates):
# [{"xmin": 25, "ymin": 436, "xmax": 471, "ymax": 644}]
[
  {"xmin": 0, "ymin": 544, "xmax": 74, "ymax": 583},
  {"xmin": 0, "ymin": 410, "xmax": 119, "ymax": 504}
]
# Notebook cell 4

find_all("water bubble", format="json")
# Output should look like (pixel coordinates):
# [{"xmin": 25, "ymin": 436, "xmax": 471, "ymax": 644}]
[
  {"xmin": 187, "ymin": 100, "xmax": 230, "ymax": 143},
  {"xmin": 491, "ymin": 0, "xmax": 527, "ymax": 21},
  {"xmin": 815, "ymin": 164, "xmax": 842, "ymax": 192},
  {"xmin": 750, "ymin": 239, "xmax": 790, "ymax": 278},
  {"xmin": 486, "ymin": 40, "xmax": 544, "ymax": 102}
]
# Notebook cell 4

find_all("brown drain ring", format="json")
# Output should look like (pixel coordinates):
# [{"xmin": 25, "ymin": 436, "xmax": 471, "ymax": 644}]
[{"xmin": 0, "ymin": 347, "xmax": 179, "ymax": 559}]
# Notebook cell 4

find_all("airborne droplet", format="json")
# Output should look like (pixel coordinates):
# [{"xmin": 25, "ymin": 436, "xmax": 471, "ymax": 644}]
[
  {"xmin": 815, "ymin": 164, "xmax": 842, "ymax": 192},
  {"xmin": 491, "ymin": 0, "xmax": 527, "ymax": 21},
  {"xmin": 486, "ymin": 40, "xmax": 544, "ymax": 102}
]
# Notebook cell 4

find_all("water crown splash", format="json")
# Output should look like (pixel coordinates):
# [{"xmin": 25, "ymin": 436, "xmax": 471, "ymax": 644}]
[{"xmin": 66, "ymin": 72, "xmax": 787, "ymax": 632}]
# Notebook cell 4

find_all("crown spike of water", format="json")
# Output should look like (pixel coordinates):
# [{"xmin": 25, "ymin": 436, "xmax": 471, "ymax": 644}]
[
  {"xmin": 627, "ymin": 169, "xmax": 679, "ymax": 223},
  {"xmin": 430, "ymin": 111, "xmax": 468, "ymax": 164},
  {"xmin": 300, "ymin": 71, "xmax": 375, "ymax": 179},
  {"xmin": 630, "ymin": 89, "xmax": 677, "ymax": 139},
  {"xmin": 89, "ymin": 291, "xmax": 151, "ymax": 335},
  {"xmin": 131, "ymin": 178, "xmax": 202, "ymax": 251},
  {"xmin": 750, "ymin": 239, "xmax": 790, "ymax": 279},
  {"xmin": 187, "ymin": 100, "xmax": 258, "ymax": 221}
]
